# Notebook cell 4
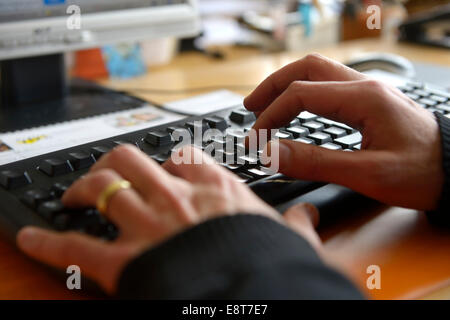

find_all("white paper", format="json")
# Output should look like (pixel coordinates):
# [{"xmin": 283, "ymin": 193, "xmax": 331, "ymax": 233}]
[
  {"xmin": 163, "ymin": 90, "xmax": 244, "ymax": 115},
  {"xmin": 0, "ymin": 90, "xmax": 246, "ymax": 165},
  {"xmin": 0, "ymin": 104, "xmax": 184, "ymax": 165}
]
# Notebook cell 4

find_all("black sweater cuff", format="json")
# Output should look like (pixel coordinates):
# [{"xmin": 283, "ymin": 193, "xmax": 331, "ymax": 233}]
[
  {"xmin": 428, "ymin": 113, "xmax": 450, "ymax": 226},
  {"xmin": 117, "ymin": 214, "xmax": 363, "ymax": 299}
]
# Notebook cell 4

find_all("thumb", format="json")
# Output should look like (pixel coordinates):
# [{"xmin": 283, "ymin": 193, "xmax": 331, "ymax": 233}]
[
  {"xmin": 265, "ymin": 139, "xmax": 372, "ymax": 189},
  {"xmin": 283, "ymin": 203, "xmax": 322, "ymax": 252}
]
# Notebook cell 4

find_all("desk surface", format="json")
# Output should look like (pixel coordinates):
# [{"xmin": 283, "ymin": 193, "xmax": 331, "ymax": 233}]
[{"xmin": 1, "ymin": 39, "xmax": 450, "ymax": 299}]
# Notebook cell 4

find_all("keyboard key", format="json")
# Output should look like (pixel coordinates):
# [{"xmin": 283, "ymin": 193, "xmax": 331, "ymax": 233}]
[
  {"xmin": 398, "ymin": 85, "xmax": 414, "ymax": 92},
  {"xmin": 288, "ymin": 119, "xmax": 301, "ymax": 127},
  {"xmin": 51, "ymin": 181, "xmax": 71, "ymax": 198},
  {"xmin": 0, "ymin": 170, "xmax": 31, "ymax": 190},
  {"xmin": 227, "ymin": 130, "xmax": 246, "ymax": 145},
  {"xmin": 215, "ymin": 150, "xmax": 235, "ymax": 164},
  {"xmin": 406, "ymin": 82, "xmax": 422, "ymax": 89},
  {"xmin": 321, "ymin": 143, "xmax": 342, "ymax": 150},
  {"xmin": 274, "ymin": 130, "xmax": 293, "ymax": 140},
  {"xmin": 222, "ymin": 163, "xmax": 243, "ymax": 172},
  {"xmin": 90, "ymin": 146, "xmax": 110, "ymax": 160},
  {"xmin": 151, "ymin": 153, "xmax": 170, "ymax": 164},
  {"xmin": 68, "ymin": 210, "xmax": 103, "ymax": 234},
  {"xmin": 205, "ymin": 116, "xmax": 228, "ymax": 132},
  {"xmin": 286, "ymin": 126, "xmax": 309, "ymax": 138},
  {"xmin": 211, "ymin": 136, "xmax": 233, "ymax": 150},
  {"xmin": 202, "ymin": 142, "xmax": 216, "ymax": 156},
  {"xmin": 353, "ymin": 144, "xmax": 362, "ymax": 150},
  {"xmin": 235, "ymin": 172, "xmax": 253, "ymax": 183},
  {"xmin": 168, "ymin": 126, "xmax": 193, "ymax": 144},
  {"xmin": 245, "ymin": 167, "xmax": 273, "ymax": 179},
  {"xmin": 167, "ymin": 126, "xmax": 188, "ymax": 135},
  {"xmin": 39, "ymin": 158, "xmax": 73, "ymax": 176},
  {"xmin": 82, "ymin": 213, "xmax": 112, "ymax": 237},
  {"xmin": 334, "ymin": 132, "xmax": 363, "ymax": 149},
  {"xmin": 185, "ymin": 121, "xmax": 210, "ymax": 136},
  {"xmin": 430, "ymin": 95, "xmax": 447, "ymax": 104},
  {"xmin": 297, "ymin": 111, "xmax": 318, "ymax": 123},
  {"xmin": 405, "ymin": 92, "xmax": 419, "ymax": 101},
  {"xmin": 414, "ymin": 89, "xmax": 430, "ymax": 97},
  {"xmin": 238, "ymin": 155, "xmax": 259, "ymax": 166},
  {"xmin": 324, "ymin": 126, "xmax": 347, "ymax": 139},
  {"xmin": 316, "ymin": 118, "xmax": 354, "ymax": 133},
  {"xmin": 145, "ymin": 130, "xmax": 172, "ymax": 147},
  {"xmin": 53, "ymin": 213, "xmax": 72, "ymax": 231},
  {"xmin": 436, "ymin": 104, "xmax": 450, "ymax": 113},
  {"xmin": 37, "ymin": 199, "xmax": 65, "ymax": 221},
  {"xmin": 229, "ymin": 109, "xmax": 256, "ymax": 124},
  {"xmin": 22, "ymin": 189, "xmax": 53, "ymax": 209},
  {"xmin": 294, "ymin": 137, "xmax": 315, "ymax": 145},
  {"xmin": 68, "ymin": 152, "xmax": 95, "ymax": 170},
  {"xmin": 113, "ymin": 140, "xmax": 139, "ymax": 147},
  {"xmin": 418, "ymin": 98, "xmax": 437, "ymax": 107},
  {"xmin": 102, "ymin": 224, "xmax": 119, "ymax": 241},
  {"xmin": 428, "ymin": 107, "xmax": 444, "ymax": 114},
  {"xmin": 234, "ymin": 144, "xmax": 246, "ymax": 157},
  {"xmin": 303, "ymin": 121, "xmax": 324, "ymax": 133},
  {"xmin": 308, "ymin": 132, "xmax": 331, "ymax": 144}
]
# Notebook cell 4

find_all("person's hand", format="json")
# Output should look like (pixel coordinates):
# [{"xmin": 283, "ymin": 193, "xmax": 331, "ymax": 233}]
[
  {"xmin": 16, "ymin": 145, "xmax": 321, "ymax": 294},
  {"xmin": 245, "ymin": 53, "xmax": 444, "ymax": 211}
]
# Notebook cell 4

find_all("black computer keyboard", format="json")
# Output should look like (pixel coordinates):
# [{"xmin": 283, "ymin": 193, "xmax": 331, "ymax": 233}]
[{"xmin": 0, "ymin": 81, "xmax": 449, "ymax": 243}]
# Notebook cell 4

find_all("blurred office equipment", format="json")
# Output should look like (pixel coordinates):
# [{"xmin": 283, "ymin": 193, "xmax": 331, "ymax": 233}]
[
  {"xmin": 404, "ymin": 0, "xmax": 449, "ymax": 15},
  {"xmin": 0, "ymin": 0, "xmax": 200, "ymax": 132},
  {"xmin": 199, "ymin": 0, "xmax": 340, "ymax": 52},
  {"xmin": 341, "ymin": 0, "xmax": 403, "ymax": 41},
  {"xmin": 346, "ymin": 52, "xmax": 416, "ymax": 78},
  {"xmin": 399, "ymin": 4, "xmax": 450, "ymax": 48}
]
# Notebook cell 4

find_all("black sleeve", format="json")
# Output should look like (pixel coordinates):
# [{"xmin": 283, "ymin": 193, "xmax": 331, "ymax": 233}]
[
  {"xmin": 117, "ymin": 214, "xmax": 363, "ymax": 299},
  {"xmin": 427, "ymin": 113, "xmax": 450, "ymax": 226}
]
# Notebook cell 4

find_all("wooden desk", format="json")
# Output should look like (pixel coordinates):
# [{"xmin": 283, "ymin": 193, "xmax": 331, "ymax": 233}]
[{"xmin": 1, "ymin": 39, "xmax": 449, "ymax": 299}]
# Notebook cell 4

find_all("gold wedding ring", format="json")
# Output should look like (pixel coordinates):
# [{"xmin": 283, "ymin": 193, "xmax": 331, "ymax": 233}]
[{"xmin": 96, "ymin": 180, "xmax": 132, "ymax": 214}]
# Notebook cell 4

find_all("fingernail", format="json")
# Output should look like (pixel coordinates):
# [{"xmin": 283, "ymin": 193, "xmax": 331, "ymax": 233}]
[{"xmin": 17, "ymin": 227, "xmax": 40, "ymax": 251}]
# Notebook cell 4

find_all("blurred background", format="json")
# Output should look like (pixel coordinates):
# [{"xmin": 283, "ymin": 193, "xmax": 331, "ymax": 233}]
[{"xmin": 70, "ymin": 0, "xmax": 449, "ymax": 86}]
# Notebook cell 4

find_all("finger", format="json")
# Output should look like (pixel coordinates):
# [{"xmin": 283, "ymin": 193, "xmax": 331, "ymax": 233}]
[
  {"xmin": 163, "ymin": 145, "xmax": 236, "ymax": 185},
  {"xmin": 252, "ymin": 79, "xmax": 385, "ymax": 132},
  {"xmin": 266, "ymin": 139, "xmax": 386, "ymax": 197},
  {"xmin": 283, "ymin": 203, "xmax": 322, "ymax": 252},
  {"xmin": 16, "ymin": 227, "xmax": 126, "ymax": 294},
  {"xmin": 62, "ymin": 169, "xmax": 151, "ymax": 233},
  {"xmin": 90, "ymin": 144, "xmax": 175, "ymax": 196},
  {"xmin": 244, "ymin": 54, "xmax": 366, "ymax": 112}
]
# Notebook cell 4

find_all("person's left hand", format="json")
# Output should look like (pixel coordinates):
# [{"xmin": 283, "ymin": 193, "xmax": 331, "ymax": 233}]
[{"xmin": 16, "ymin": 145, "xmax": 321, "ymax": 295}]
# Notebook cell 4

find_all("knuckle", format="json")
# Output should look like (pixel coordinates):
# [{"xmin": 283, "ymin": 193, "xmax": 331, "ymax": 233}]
[
  {"xmin": 363, "ymin": 79, "xmax": 386, "ymax": 93},
  {"xmin": 210, "ymin": 171, "xmax": 231, "ymax": 187},
  {"xmin": 288, "ymin": 80, "xmax": 304, "ymax": 92},
  {"xmin": 109, "ymin": 144, "xmax": 138, "ymax": 164},
  {"xmin": 304, "ymin": 53, "xmax": 325, "ymax": 64},
  {"xmin": 92, "ymin": 168, "xmax": 116, "ymax": 185}
]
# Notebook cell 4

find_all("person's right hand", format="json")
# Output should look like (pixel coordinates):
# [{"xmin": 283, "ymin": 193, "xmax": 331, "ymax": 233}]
[{"xmin": 244, "ymin": 54, "xmax": 444, "ymax": 211}]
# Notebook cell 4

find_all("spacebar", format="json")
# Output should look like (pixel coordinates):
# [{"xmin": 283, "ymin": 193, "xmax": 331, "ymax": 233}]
[{"xmin": 249, "ymin": 174, "xmax": 325, "ymax": 206}]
